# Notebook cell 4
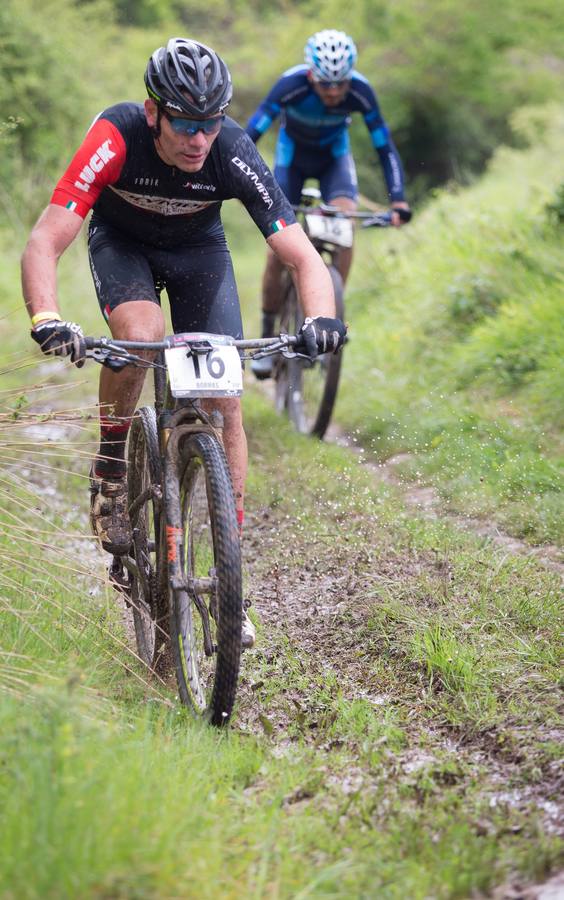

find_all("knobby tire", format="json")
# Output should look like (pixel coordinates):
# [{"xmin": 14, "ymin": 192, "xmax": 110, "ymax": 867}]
[
  {"xmin": 275, "ymin": 264, "xmax": 344, "ymax": 439},
  {"xmin": 168, "ymin": 432, "xmax": 242, "ymax": 727},
  {"xmin": 127, "ymin": 407, "xmax": 171, "ymax": 674}
]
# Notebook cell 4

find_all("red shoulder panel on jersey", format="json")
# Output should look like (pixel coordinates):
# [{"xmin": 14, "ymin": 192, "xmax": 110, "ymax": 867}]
[{"xmin": 51, "ymin": 118, "xmax": 127, "ymax": 218}]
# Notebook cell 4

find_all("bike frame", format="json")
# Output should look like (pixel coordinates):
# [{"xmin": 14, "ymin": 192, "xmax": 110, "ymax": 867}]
[{"xmin": 98, "ymin": 338, "xmax": 288, "ymax": 600}]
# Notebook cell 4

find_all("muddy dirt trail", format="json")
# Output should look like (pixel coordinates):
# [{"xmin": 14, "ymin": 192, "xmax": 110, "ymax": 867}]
[
  {"xmin": 236, "ymin": 517, "xmax": 563, "ymax": 895},
  {"xmin": 233, "ymin": 417, "xmax": 563, "ymax": 898},
  {"xmin": 325, "ymin": 420, "xmax": 564, "ymax": 573},
  {"xmin": 11, "ymin": 382, "xmax": 563, "ymax": 898}
]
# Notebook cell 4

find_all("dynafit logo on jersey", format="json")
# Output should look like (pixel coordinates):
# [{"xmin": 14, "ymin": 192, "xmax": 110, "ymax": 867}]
[
  {"xmin": 74, "ymin": 140, "xmax": 116, "ymax": 193},
  {"xmin": 231, "ymin": 157, "xmax": 273, "ymax": 209}
]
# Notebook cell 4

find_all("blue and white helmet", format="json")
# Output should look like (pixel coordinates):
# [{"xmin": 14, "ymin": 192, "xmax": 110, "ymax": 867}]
[{"xmin": 304, "ymin": 30, "xmax": 357, "ymax": 82}]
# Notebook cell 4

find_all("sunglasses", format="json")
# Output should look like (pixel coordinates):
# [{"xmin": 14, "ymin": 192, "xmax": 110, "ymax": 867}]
[
  {"xmin": 315, "ymin": 79, "xmax": 350, "ymax": 90},
  {"xmin": 160, "ymin": 108, "xmax": 225, "ymax": 135}
]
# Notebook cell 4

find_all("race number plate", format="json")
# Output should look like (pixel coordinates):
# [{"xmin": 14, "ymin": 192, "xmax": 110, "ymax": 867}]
[
  {"xmin": 165, "ymin": 343, "xmax": 243, "ymax": 398},
  {"xmin": 305, "ymin": 214, "xmax": 354, "ymax": 248}
]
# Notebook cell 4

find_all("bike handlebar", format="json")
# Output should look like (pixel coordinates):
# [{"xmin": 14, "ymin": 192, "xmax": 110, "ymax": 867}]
[
  {"xmin": 84, "ymin": 334, "xmax": 298, "ymax": 352},
  {"xmin": 83, "ymin": 333, "xmax": 300, "ymax": 368},
  {"xmin": 291, "ymin": 203, "xmax": 412, "ymax": 227}
]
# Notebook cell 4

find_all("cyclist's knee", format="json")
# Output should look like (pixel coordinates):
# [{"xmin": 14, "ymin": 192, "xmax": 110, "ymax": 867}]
[
  {"xmin": 329, "ymin": 196, "xmax": 357, "ymax": 214},
  {"xmin": 108, "ymin": 301, "xmax": 165, "ymax": 342},
  {"xmin": 203, "ymin": 397, "xmax": 242, "ymax": 429}
]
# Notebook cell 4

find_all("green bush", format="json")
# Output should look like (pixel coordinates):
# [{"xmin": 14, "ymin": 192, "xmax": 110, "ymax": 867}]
[
  {"xmin": 546, "ymin": 182, "xmax": 564, "ymax": 224},
  {"xmin": 447, "ymin": 275, "xmax": 502, "ymax": 329},
  {"xmin": 0, "ymin": 0, "xmax": 116, "ymax": 216}
]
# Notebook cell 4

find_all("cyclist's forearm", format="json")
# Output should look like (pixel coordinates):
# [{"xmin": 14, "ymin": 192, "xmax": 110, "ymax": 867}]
[
  {"xmin": 22, "ymin": 204, "xmax": 83, "ymax": 319},
  {"xmin": 22, "ymin": 239, "xmax": 61, "ymax": 319},
  {"xmin": 376, "ymin": 139, "xmax": 405, "ymax": 203},
  {"xmin": 293, "ymin": 257, "xmax": 336, "ymax": 319}
]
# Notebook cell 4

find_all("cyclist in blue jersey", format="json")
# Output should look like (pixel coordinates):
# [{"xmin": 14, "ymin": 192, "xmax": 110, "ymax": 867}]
[{"xmin": 246, "ymin": 29, "xmax": 410, "ymax": 378}]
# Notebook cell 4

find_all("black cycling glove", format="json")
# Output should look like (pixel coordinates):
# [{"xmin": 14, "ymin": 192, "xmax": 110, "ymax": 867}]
[
  {"xmin": 297, "ymin": 316, "xmax": 347, "ymax": 359},
  {"xmin": 31, "ymin": 319, "xmax": 86, "ymax": 368}
]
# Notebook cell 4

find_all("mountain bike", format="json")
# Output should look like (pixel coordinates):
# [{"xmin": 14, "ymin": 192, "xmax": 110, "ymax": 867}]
[
  {"xmin": 273, "ymin": 187, "xmax": 411, "ymax": 439},
  {"xmin": 85, "ymin": 331, "xmax": 297, "ymax": 726}
]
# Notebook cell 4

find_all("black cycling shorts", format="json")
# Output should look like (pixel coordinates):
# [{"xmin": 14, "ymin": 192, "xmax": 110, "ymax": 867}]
[
  {"xmin": 87, "ymin": 220, "xmax": 244, "ymax": 339},
  {"xmin": 273, "ymin": 138, "xmax": 358, "ymax": 205}
]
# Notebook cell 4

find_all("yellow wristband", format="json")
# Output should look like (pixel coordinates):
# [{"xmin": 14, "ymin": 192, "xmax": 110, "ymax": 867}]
[{"xmin": 31, "ymin": 311, "xmax": 62, "ymax": 327}]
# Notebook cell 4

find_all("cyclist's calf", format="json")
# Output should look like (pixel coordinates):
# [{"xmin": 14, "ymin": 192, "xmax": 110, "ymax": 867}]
[
  {"xmin": 201, "ymin": 396, "xmax": 247, "ymax": 528},
  {"xmin": 328, "ymin": 195, "xmax": 357, "ymax": 284},
  {"xmin": 101, "ymin": 301, "xmax": 166, "ymax": 421}
]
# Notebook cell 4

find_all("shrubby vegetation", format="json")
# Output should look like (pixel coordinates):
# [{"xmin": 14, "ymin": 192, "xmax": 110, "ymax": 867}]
[
  {"xmin": 0, "ymin": 0, "xmax": 120, "ymax": 219},
  {"xmin": 1, "ymin": 0, "xmax": 564, "ymax": 212}
]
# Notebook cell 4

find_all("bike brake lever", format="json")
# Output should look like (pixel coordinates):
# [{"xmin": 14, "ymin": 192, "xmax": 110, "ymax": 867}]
[
  {"xmin": 281, "ymin": 349, "xmax": 310, "ymax": 360},
  {"xmin": 86, "ymin": 347, "xmax": 160, "ymax": 368},
  {"xmin": 360, "ymin": 213, "xmax": 391, "ymax": 228},
  {"xmin": 87, "ymin": 347, "xmax": 125, "ymax": 364}
]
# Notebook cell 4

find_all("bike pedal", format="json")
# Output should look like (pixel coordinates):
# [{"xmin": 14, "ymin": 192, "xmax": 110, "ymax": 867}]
[{"xmin": 109, "ymin": 556, "xmax": 132, "ymax": 602}]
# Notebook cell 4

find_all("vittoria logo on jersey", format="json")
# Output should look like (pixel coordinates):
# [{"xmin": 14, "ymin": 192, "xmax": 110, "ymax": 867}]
[
  {"xmin": 183, "ymin": 181, "xmax": 217, "ymax": 191},
  {"xmin": 230, "ymin": 157, "xmax": 273, "ymax": 209},
  {"xmin": 74, "ymin": 140, "xmax": 116, "ymax": 193}
]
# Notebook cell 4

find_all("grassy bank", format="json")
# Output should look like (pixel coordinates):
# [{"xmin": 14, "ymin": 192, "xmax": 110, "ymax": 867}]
[
  {"xmin": 339, "ymin": 105, "xmax": 564, "ymax": 547},
  {"xmin": 0, "ymin": 375, "xmax": 562, "ymax": 897},
  {"xmin": 1, "ymin": 103, "xmax": 562, "ymax": 899}
]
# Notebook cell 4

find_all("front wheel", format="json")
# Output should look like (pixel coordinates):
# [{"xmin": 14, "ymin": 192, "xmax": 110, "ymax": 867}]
[
  {"xmin": 167, "ymin": 431, "xmax": 242, "ymax": 726},
  {"xmin": 274, "ymin": 265, "xmax": 344, "ymax": 439}
]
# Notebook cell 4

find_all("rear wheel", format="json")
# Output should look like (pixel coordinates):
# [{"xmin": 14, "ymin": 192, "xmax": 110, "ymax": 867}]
[
  {"xmin": 127, "ymin": 408, "xmax": 170, "ymax": 673},
  {"xmin": 168, "ymin": 432, "xmax": 242, "ymax": 726},
  {"xmin": 274, "ymin": 265, "xmax": 344, "ymax": 438}
]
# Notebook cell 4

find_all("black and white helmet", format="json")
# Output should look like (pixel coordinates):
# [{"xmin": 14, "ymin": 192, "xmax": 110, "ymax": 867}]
[
  {"xmin": 145, "ymin": 37, "xmax": 232, "ymax": 116},
  {"xmin": 304, "ymin": 30, "xmax": 357, "ymax": 82}
]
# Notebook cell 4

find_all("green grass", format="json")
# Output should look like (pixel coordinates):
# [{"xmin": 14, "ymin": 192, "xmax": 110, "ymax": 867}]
[
  {"xmin": 0, "ymin": 380, "xmax": 563, "ymax": 898},
  {"xmin": 0, "ymin": 105, "xmax": 563, "ymax": 899},
  {"xmin": 337, "ymin": 105, "xmax": 564, "ymax": 546}
]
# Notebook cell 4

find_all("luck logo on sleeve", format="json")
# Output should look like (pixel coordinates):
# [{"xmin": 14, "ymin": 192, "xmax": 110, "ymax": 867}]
[{"xmin": 74, "ymin": 140, "xmax": 116, "ymax": 194}]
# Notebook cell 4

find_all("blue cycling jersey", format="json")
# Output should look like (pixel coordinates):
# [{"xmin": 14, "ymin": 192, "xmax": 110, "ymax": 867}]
[{"xmin": 246, "ymin": 65, "xmax": 405, "ymax": 202}]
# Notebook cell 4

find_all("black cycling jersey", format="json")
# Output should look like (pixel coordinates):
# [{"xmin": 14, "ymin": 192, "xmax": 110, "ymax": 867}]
[
  {"xmin": 51, "ymin": 102, "xmax": 298, "ymax": 332},
  {"xmin": 52, "ymin": 102, "xmax": 297, "ymax": 249}
]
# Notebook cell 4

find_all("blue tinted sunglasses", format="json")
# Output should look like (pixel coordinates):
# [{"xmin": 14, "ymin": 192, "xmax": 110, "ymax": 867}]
[
  {"xmin": 316, "ymin": 79, "xmax": 350, "ymax": 89},
  {"xmin": 160, "ymin": 108, "xmax": 225, "ymax": 135}
]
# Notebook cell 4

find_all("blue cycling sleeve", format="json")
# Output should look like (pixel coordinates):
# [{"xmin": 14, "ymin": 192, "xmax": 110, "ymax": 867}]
[
  {"xmin": 245, "ymin": 68, "xmax": 309, "ymax": 143},
  {"xmin": 246, "ymin": 101, "xmax": 281, "ymax": 143},
  {"xmin": 376, "ymin": 138, "xmax": 405, "ymax": 202},
  {"xmin": 357, "ymin": 79, "xmax": 406, "ymax": 201}
]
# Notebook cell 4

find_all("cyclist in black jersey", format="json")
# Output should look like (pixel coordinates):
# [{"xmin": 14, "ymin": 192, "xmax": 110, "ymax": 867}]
[{"xmin": 21, "ymin": 37, "xmax": 346, "ymax": 648}]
